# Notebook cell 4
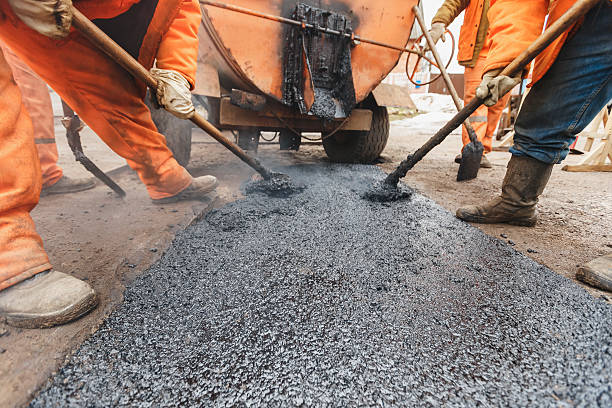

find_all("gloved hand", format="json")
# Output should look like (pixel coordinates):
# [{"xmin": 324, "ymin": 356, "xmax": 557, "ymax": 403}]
[
  {"xmin": 150, "ymin": 68, "xmax": 195, "ymax": 120},
  {"xmin": 475, "ymin": 69, "xmax": 522, "ymax": 107},
  {"xmin": 8, "ymin": 0, "xmax": 73, "ymax": 39},
  {"xmin": 425, "ymin": 22, "xmax": 446, "ymax": 50}
]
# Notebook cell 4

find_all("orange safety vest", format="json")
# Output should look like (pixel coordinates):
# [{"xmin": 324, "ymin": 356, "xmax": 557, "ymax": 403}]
[
  {"xmin": 485, "ymin": 0, "xmax": 611, "ymax": 86},
  {"xmin": 456, "ymin": 0, "xmax": 486, "ymax": 63}
]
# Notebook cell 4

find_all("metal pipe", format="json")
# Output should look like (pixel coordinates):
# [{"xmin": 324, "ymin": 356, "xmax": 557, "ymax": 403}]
[{"xmin": 199, "ymin": 0, "xmax": 425, "ymax": 58}]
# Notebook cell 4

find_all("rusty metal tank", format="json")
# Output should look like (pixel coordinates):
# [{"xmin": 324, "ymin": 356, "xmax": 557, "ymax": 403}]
[
  {"xmin": 194, "ymin": 0, "xmax": 418, "ymax": 163},
  {"xmin": 197, "ymin": 0, "xmax": 417, "ymax": 102}
]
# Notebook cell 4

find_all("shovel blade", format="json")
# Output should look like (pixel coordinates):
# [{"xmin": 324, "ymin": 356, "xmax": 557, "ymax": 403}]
[{"xmin": 457, "ymin": 141, "xmax": 484, "ymax": 181}]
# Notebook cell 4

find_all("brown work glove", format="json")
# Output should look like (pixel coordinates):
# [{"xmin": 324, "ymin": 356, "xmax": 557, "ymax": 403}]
[
  {"xmin": 476, "ymin": 69, "xmax": 522, "ymax": 107},
  {"xmin": 8, "ymin": 0, "xmax": 73, "ymax": 39},
  {"xmin": 150, "ymin": 68, "xmax": 195, "ymax": 120}
]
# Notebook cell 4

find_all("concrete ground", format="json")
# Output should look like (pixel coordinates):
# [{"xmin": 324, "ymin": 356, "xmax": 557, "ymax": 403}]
[{"xmin": 0, "ymin": 103, "xmax": 610, "ymax": 406}]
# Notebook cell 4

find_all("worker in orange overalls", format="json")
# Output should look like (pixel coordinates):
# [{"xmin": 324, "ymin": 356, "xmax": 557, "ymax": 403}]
[
  {"xmin": 456, "ymin": 0, "xmax": 612, "ymax": 226},
  {"xmin": 0, "ymin": 0, "xmax": 218, "ymax": 328},
  {"xmin": 428, "ymin": 0, "xmax": 513, "ymax": 168},
  {"xmin": 0, "ymin": 43, "xmax": 96, "ymax": 196}
]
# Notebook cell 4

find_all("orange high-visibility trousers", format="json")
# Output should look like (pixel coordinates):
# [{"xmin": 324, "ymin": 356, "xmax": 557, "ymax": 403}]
[
  {"xmin": 462, "ymin": 46, "xmax": 512, "ymax": 154},
  {"xmin": 1, "ymin": 44, "xmax": 63, "ymax": 188},
  {"xmin": 0, "ymin": 3, "xmax": 192, "ymax": 200},
  {"xmin": 0, "ymin": 48, "xmax": 52, "ymax": 291}
]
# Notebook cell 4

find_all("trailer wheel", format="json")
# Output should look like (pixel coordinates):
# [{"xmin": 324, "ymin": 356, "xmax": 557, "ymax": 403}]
[
  {"xmin": 145, "ymin": 92, "xmax": 192, "ymax": 167},
  {"xmin": 322, "ymin": 97, "xmax": 389, "ymax": 164}
]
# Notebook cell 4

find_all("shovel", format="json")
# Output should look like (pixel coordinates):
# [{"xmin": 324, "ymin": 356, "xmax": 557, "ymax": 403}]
[
  {"xmin": 384, "ymin": 0, "xmax": 600, "ymax": 188},
  {"xmin": 412, "ymin": 6, "xmax": 483, "ymax": 181},
  {"xmin": 70, "ymin": 7, "xmax": 276, "ymax": 182}
]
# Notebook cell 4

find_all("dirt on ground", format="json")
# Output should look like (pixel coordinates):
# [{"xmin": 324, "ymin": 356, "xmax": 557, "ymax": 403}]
[{"xmin": 0, "ymin": 110, "xmax": 610, "ymax": 407}]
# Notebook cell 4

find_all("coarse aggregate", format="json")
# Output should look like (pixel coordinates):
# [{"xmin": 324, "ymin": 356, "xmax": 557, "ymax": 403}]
[
  {"xmin": 245, "ymin": 172, "xmax": 305, "ymax": 198},
  {"xmin": 32, "ymin": 164, "xmax": 612, "ymax": 407}
]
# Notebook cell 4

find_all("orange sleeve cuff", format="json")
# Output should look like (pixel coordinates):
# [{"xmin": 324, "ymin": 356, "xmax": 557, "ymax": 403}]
[{"xmin": 155, "ymin": 0, "xmax": 201, "ymax": 89}]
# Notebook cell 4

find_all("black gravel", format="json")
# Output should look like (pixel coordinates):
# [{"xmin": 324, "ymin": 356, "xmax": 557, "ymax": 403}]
[
  {"xmin": 32, "ymin": 164, "xmax": 612, "ymax": 407},
  {"xmin": 245, "ymin": 172, "xmax": 305, "ymax": 198},
  {"xmin": 362, "ymin": 180, "xmax": 413, "ymax": 203}
]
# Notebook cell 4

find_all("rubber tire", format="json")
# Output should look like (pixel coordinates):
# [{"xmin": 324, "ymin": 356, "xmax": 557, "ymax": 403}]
[
  {"xmin": 144, "ymin": 92, "xmax": 192, "ymax": 167},
  {"xmin": 322, "ymin": 98, "xmax": 389, "ymax": 164}
]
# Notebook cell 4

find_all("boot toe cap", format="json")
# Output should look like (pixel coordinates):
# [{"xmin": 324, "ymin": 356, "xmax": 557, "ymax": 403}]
[
  {"xmin": 456, "ymin": 205, "xmax": 481, "ymax": 221},
  {"xmin": 0, "ymin": 271, "xmax": 97, "ymax": 328}
]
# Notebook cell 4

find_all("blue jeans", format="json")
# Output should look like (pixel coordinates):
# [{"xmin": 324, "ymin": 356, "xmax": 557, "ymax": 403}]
[{"xmin": 511, "ymin": 0, "xmax": 612, "ymax": 164}]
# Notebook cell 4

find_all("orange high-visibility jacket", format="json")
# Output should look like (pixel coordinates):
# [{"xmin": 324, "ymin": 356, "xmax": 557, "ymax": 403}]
[
  {"xmin": 432, "ymin": 0, "xmax": 489, "ymax": 67},
  {"xmin": 76, "ymin": 0, "xmax": 200, "ymax": 88},
  {"xmin": 484, "ymin": 0, "xmax": 611, "ymax": 85}
]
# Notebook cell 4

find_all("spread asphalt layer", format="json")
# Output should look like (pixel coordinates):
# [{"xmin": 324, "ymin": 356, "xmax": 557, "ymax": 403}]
[{"xmin": 32, "ymin": 164, "xmax": 612, "ymax": 407}]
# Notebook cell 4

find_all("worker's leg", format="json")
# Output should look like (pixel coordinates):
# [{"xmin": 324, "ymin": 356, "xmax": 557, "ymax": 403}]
[
  {"xmin": 0, "ymin": 7, "xmax": 192, "ymax": 200},
  {"xmin": 484, "ymin": 91, "xmax": 512, "ymax": 153},
  {"xmin": 2, "ymin": 43, "xmax": 95, "ymax": 195},
  {"xmin": 1, "ymin": 43, "xmax": 63, "ymax": 187},
  {"xmin": 0, "ymin": 49, "xmax": 52, "ymax": 290},
  {"xmin": 461, "ymin": 64, "xmax": 488, "ymax": 149},
  {"xmin": 0, "ymin": 49, "xmax": 97, "ymax": 328},
  {"xmin": 456, "ymin": 0, "xmax": 612, "ymax": 226}
]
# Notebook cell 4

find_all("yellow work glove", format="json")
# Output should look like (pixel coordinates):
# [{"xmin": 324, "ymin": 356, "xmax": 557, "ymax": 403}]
[
  {"xmin": 8, "ymin": 0, "xmax": 73, "ymax": 39},
  {"xmin": 476, "ymin": 69, "xmax": 522, "ymax": 107},
  {"xmin": 150, "ymin": 68, "xmax": 195, "ymax": 120}
]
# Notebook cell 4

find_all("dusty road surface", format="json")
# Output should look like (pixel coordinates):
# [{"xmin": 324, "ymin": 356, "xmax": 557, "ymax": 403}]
[{"xmin": 1, "ymin": 95, "xmax": 611, "ymax": 406}]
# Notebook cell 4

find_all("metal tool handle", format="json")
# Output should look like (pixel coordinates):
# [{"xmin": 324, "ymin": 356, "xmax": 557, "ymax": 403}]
[
  {"xmin": 61, "ymin": 101, "xmax": 127, "ymax": 197},
  {"xmin": 412, "ymin": 5, "xmax": 479, "ymax": 144},
  {"xmin": 71, "ymin": 8, "xmax": 272, "ymax": 180},
  {"xmin": 385, "ymin": 0, "xmax": 600, "ymax": 186}
]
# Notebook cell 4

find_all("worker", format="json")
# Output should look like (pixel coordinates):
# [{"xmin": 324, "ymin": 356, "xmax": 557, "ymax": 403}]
[
  {"xmin": 1, "ymin": 44, "xmax": 95, "ymax": 196},
  {"xmin": 456, "ymin": 1, "xmax": 611, "ymax": 225},
  {"xmin": 428, "ymin": 0, "xmax": 513, "ymax": 168},
  {"xmin": 0, "ymin": 0, "xmax": 216, "ymax": 328}
]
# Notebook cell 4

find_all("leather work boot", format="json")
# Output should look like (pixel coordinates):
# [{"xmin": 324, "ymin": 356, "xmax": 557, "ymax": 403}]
[
  {"xmin": 455, "ymin": 153, "xmax": 492, "ymax": 168},
  {"xmin": 152, "ymin": 175, "xmax": 218, "ymax": 204},
  {"xmin": 456, "ymin": 155, "xmax": 553, "ymax": 227},
  {"xmin": 480, "ymin": 155, "xmax": 492, "ymax": 168},
  {"xmin": 41, "ymin": 175, "xmax": 95, "ymax": 197},
  {"xmin": 576, "ymin": 254, "xmax": 612, "ymax": 292},
  {"xmin": 0, "ymin": 270, "xmax": 97, "ymax": 329}
]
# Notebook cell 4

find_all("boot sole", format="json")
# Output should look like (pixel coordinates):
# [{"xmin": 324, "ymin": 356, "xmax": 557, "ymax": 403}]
[
  {"xmin": 458, "ymin": 214, "xmax": 537, "ymax": 227},
  {"xmin": 576, "ymin": 270, "xmax": 612, "ymax": 292},
  {"xmin": 152, "ymin": 181, "xmax": 218, "ymax": 205},
  {"xmin": 454, "ymin": 157, "xmax": 492, "ymax": 168},
  {"xmin": 40, "ymin": 181, "xmax": 96, "ymax": 197},
  {"xmin": 4, "ymin": 292, "xmax": 98, "ymax": 329}
]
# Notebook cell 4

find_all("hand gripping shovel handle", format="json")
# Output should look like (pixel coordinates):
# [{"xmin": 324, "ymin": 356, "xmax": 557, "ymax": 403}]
[
  {"xmin": 71, "ymin": 8, "xmax": 273, "ymax": 180},
  {"xmin": 385, "ymin": 0, "xmax": 600, "ymax": 186}
]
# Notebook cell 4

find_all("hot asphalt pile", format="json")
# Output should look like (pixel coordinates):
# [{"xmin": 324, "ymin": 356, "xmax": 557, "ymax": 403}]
[{"xmin": 32, "ymin": 164, "xmax": 611, "ymax": 407}]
